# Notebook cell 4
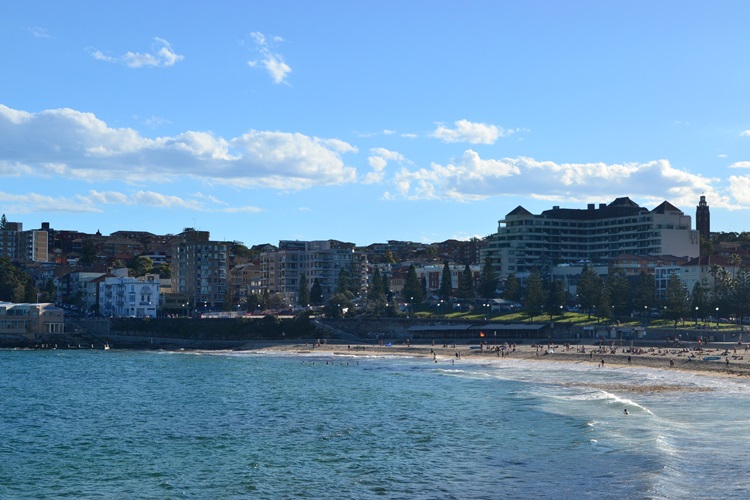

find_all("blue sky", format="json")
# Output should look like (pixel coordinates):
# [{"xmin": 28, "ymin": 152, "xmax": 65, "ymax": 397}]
[{"xmin": 2, "ymin": 1, "xmax": 750, "ymax": 246}]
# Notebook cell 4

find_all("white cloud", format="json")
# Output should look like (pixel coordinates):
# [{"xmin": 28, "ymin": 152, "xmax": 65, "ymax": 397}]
[
  {"xmin": 0, "ymin": 191, "xmax": 100, "ymax": 213},
  {"xmin": 142, "ymin": 115, "xmax": 172, "ymax": 128},
  {"xmin": 431, "ymin": 119, "xmax": 512, "ymax": 145},
  {"xmin": 192, "ymin": 192, "xmax": 227, "ymax": 205},
  {"xmin": 91, "ymin": 37, "xmax": 184, "ymax": 68},
  {"xmin": 321, "ymin": 138, "xmax": 358, "ymax": 154},
  {"xmin": 741, "ymin": 131, "xmax": 750, "ymax": 137},
  {"xmin": 0, "ymin": 104, "xmax": 357, "ymax": 190},
  {"xmin": 0, "ymin": 189, "xmax": 263, "ymax": 215},
  {"xmin": 727, "ymin": 176, "xmax": 750, "ymax": 206},
  {"xmin": 393, "ymin": 150, "xmax": 520, "ymax": 201},
  {"xmin": 263, "ymin": 55, "xmax": 292, "ymax": 84},
  {"xmin": 28, "ymin": 26, "xmax": 51, "ymax": 38},
  {"xmin": 354, "ymin": 129, "xmax": 400, "ymax": 138},
  {"xmin": 364, "ymin": 147, "xmax": 409, "ymax": 184},
  {"xmin": 0, "ymin": 161, "xmax": 33, "ymax": 176},
  {"xmin": 88, "ymin": 190, "xmax": 204, "ymax": 209},
  {"xmin": 220, "ymin": 206, "xmax": 263, "ymax": 213},
  {"xmin": 729, "ymin": 161, "xmax": 750, "ymax": 169},
  {"xmin": 390, "ymin": 151, "xmax": 735, "ymax": 209},
  {"xmin": 247, "ymin": 31, "xmax": 291, "ymax": 84},
  {"xmin": 84, "ymin": 190, "xmax": 263, "ymax": 213}
]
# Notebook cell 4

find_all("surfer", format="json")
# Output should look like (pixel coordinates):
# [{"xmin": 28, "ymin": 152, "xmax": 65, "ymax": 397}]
[{"xmin": 624, "ymin": 409, "xmax": 629, "ymax": 415}]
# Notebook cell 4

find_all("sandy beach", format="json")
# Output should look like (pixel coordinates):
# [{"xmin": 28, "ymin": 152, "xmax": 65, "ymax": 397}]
[{"xmin": 252, "ymin": 340, "xmax": 750, "ymax": 381}]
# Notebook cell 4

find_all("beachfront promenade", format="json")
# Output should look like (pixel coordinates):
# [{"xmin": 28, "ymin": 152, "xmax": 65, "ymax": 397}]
[{"xmin": 56, "ymin": 314, "xmax": 746, "ymax": 347}]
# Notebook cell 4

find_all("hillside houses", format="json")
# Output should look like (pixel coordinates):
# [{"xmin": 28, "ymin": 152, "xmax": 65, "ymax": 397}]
[{"xmin": 2, "ymin": 196, "xmax": 750, "ymax": 318}]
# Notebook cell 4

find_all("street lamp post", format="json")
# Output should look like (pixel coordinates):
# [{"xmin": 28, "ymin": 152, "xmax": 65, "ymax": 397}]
[
  {"xmin": 644, "ymin": 305, "xmax": 648, "ymax": 328},
  {"xmin": 716, "ymin": 307, "xmax": 720, "ymax": 330},
  {"xmin": 695, "ymin": 306, "xmax": 699, "ymax": 327}
]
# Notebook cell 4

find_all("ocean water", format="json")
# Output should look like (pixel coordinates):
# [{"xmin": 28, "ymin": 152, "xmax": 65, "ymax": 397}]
[{"xmin": 1, "ymin": 348, "xmax": 749, "ymax": 499}]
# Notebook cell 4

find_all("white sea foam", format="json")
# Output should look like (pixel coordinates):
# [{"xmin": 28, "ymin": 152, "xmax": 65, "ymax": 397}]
[{"xmin": 655, "ymin": 435, "xmax": 677, "ymax": 456}]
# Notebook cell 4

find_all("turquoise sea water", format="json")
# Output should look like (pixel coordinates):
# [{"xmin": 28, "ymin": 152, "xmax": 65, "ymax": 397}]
[{"xmin": 1, "ymin": 348, "xmax": 750, "ymax": 499}]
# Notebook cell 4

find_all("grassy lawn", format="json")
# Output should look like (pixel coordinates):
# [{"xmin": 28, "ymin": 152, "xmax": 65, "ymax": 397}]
[{"xmin": 417, "ymin": 309, "xmax": 738, "ymax": 332}]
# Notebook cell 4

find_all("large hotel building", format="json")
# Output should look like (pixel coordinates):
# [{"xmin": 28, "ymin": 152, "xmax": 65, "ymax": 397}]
[{"xmin": 484, "ymin": 197, "xmax": 700, "ymax": 276}]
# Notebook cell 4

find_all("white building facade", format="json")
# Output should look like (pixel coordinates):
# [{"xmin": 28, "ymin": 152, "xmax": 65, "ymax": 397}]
[
  {"xmin": 99, "ymin": 274, "xmax": 160, "ymax": 318},
  {"xmin": 655, "ymin": 255, "xmax": 739, "ymax": 299},
  {"xmin": 483, "ymin": 197, "xmax": 701, "ymax": 277}
]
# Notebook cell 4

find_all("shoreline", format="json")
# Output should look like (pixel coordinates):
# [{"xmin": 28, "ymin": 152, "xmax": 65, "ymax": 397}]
[
  {"xmin": 252, "ymin": 341, "xmax": 750, "ymax": 379},
  {"xmin": 7, "ymin": 338, "xmax": 749, "ymax": 380}
]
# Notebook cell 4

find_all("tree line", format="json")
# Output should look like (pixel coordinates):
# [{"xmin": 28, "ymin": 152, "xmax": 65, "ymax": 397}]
[
  {"xmin": 0, "ymin": 258, "xmax": 44, "ymax": 303},
  {"xmin": 502, "ymin": 262, "xmax": 750, "ymax": 325},
  {"xmin": 298, "ymin": 257, "xmax": 750, "ymax": 324},
  {"xmin": 300, "ymin": 258, "xmax": 500, "ymax": 318}
]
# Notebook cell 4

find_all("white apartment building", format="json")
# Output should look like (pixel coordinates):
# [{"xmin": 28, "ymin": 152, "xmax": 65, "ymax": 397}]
[
  {"xmin": 416, "ymin": 263, "xmax": 481, "ymax": 293},
  {"xmin": 98, "ymin": 274, "xmax": 160, "ymax": 318},
  {"xmin": 655, "ymin": 255, "xmax": 739, "ymax": 298},
  {"xmin": 484, "ymin": 197, "xmax": 700, "ymax": 277}
]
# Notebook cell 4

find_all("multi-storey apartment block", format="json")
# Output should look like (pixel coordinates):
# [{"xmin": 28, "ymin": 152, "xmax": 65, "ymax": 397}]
[
  {"xmin": 229, "ymin": 261, "xmax": 263, "ymax": 306},
  {"xmin": 0, "ymin": 221, "xmax": 49, "ymax": 262},
  {"xmin": 0, "ymin": 222, "xmax": 19, "ymax": 260},
  {"xmin": 484, "ymin": 197, "xmax": 700, "ymax": 277},
  {"xmin": 260, "ymin": 240, "xmax": 368, "ymax": 304},
  {"xmin": 171, "ymin": 230, "xmax": 228, "ymax": 311}
]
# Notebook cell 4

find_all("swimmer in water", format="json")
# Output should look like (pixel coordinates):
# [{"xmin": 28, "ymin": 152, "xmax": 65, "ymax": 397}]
[{"xmin": 624, "ymin": 408, "xmax": 629, "ymax": 415}]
